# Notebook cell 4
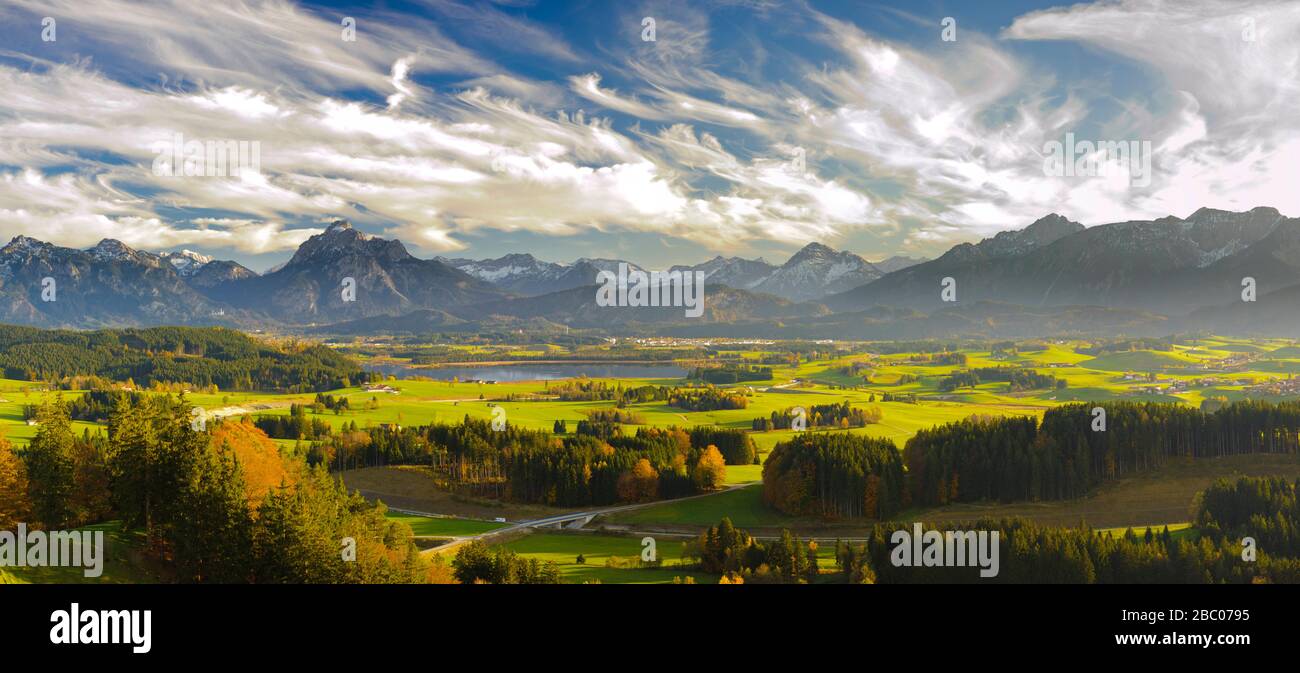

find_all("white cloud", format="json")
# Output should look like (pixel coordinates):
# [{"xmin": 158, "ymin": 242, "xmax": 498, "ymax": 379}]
[{"xmin": 0, "ymin": 0, "xmax": 1294, "ymax": 265}]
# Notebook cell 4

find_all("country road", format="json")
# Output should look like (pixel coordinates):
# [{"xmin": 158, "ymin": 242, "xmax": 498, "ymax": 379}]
[{"xmin": 418, "ymin": 483, "xmax": 754, "ymax": 556}]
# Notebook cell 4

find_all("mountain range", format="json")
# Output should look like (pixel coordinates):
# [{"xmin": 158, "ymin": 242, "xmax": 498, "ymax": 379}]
[
  {"xmin": 0, "ymin": 207, "xmax": 1296, "ymax": 337},
  {"xmin": 438, "ymin": 241, "xmax": 902, "ymax": 302}
]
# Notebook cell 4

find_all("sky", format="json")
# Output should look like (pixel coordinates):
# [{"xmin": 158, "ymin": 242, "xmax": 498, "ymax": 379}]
[{"xmin": 0, "ymin": 0, "xmax": 1296, "ymax": 272}]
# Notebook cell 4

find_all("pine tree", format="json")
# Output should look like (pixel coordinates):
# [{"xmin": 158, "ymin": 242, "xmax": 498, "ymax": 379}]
[
  {"xmin": 171, "ymin": 447, "xmax": 254, "ymax": 583},
  {"xmin": 24, "ymin": 402, "xmax": 76, "ymax": 528}
]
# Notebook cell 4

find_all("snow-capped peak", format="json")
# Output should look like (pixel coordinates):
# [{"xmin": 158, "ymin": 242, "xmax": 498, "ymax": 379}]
[{"xmin": 162, "ymin": 249, "xmax": 215, "ymax": 275}]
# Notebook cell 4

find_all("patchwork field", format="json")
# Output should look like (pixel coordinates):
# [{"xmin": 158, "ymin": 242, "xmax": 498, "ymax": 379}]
[{"xmin": 14, "ymin": 336, "xmax": 1300, "ymax": 583}]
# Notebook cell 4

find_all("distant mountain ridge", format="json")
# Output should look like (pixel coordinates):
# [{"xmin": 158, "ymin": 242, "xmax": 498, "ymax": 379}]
[
  {"xmin": 207, "ymin": 220, "xmax": 504, "ymax": 322},
  {"xmin": 0, "ymin": 207, "xmax": 1294, "ymax": 337},
  {"xmin": 444, "ymin": 241, "xmax": 882, "ymax": 302},
  {"xmin": 871, "ymin": 255, "xmax": 928, "ymax": 274},
  {"xmin": 436, "ymin": 253, "xmax": 648, "ymax": 296},
  {"xmin": 0, "ymin": 236, "xmax": 246, "ymax": 327},
  {"xmin": 826, "ymin": 207, "xmax": 1293, "ymax": 317}
]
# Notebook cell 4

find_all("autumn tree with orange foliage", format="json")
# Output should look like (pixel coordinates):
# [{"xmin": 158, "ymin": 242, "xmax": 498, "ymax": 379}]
[
  {"xmin": 692, "ymin": 445, "xmax": 726, "ymax": 491},
  {"xmin": 616, "ymin": 458, "xmax": 660, "ymax": 503},
  {"xmin": 0, "ymin": 429, "xmax": 33, "ymax": 529},
  {"xmin": 208, "ymin": 417, "xmax": 294, "ymax": 507}
]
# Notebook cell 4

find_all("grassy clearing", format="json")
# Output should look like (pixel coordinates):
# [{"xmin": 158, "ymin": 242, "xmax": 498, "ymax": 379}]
[
  {"xmin": 340, "ymin": 466, "xmax": 573, "ymax": 521},
  {"xmin": 0, "ymin": 522, "xmax": 158, "ymax": 584},
  {"xmin": 905, "ymin": 453, "xmax": 1300, "ymax": 529},
  {"xmin": 496, "ymin": 530, "xmax": 846, "ymax": 584},
  {"xmin": 385, "ymin": 513, "xmax": 508, "ymax": 537},
  {"xmin": 1095, "ymin": 522, "xmax": 1196, "ymax": 542},
  {"xmin": 603, "ymin": 485, "xmax": 804, "ymax": 529},
  {"xmin": 500, "ymin": 532, "xmax": 712, "ymax": 584}
]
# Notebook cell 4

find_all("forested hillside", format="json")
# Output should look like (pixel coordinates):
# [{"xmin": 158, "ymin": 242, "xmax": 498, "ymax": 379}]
[{"xmin": 0, "ymin": 325, "xmax": 364, "ymax": 392}]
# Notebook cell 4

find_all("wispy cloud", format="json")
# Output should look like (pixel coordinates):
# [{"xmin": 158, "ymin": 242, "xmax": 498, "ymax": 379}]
[{"xmin": 0, "ymin": 0, "xmax": 1293, "ymax": 264}]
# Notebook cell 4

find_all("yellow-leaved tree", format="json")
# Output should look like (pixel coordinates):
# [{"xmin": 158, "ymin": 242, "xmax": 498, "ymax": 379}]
[
  {"xmin": 0, "ymin": 430, "xmax": 34, "ymax": 529},
  {"xmin": 693, "ymin": 445, "xmax": 727, "ymax": 491}
]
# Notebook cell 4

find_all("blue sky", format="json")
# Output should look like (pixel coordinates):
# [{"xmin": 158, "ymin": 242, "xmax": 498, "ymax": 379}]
[{"xmin": 0, "ymin": 0, "xmax": 1295, "ymax": 272}]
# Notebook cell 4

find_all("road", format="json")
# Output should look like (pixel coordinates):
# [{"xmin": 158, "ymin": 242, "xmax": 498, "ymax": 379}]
[{"xmin": 417, "ymin": 483, "xmax": 754, "ymax": 556}]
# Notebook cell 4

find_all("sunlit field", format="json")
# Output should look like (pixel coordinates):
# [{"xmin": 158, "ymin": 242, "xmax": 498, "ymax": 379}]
[{"xmin": 14, "ymin": 336, "xmax": 1300, "ymax": 583}]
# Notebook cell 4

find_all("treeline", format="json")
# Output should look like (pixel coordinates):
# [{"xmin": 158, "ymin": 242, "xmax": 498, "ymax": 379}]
[
  {"xmin": 897, "ymin": 352, "xmax": 967, "ymax": 366},
  {"xmin": 283, "ymin": 416, "xmax": 749, "ymax": 507},
  {"xmin": 0, "ymin": 396, "xmax": 438, "ymax": 583},
  {"xmin": 0, "ymin": 325, "xmax": 365, "ymax": 392},
  {"xmin": 690, "ymin": 364, "xmax": 773, "ymax": 384},
  {"xmin": 23, "ymin": 390, "xmax": 148, "ymax": 423},
  {"xmin": 864, "ymin": 341, "xmax": 983, "ymax": 356},
  {"xmin": 254, "ymin": 404, "xmax": 334, "ymax": 441},
  {"xmin": 906, "ymin": 400, "xmax": 1300, "ymax": 506},
  {"xmin": 451, "ymin": 540, "xmax": 561, "ymax": 584},
  {"xmin": 689, "ymin": 427, "xmax": 758, "ymax": 466},
  {"xmin": 938, "ymin": 367, "xmax": 1062, "ymax": 392},
  {"xmin": 668, "ymin": 388, "xmax": 748, "ymax": 411},
  {"xmin": 313, "ymin": 393, "xmax": 352, "ymax": 412},
  {"xmin": 904, "ymin": 415, "xmax": 1042, "ymax": 505},
  {"xmin": 545, "ymin": 379, "xmax": 666, "ymax": 403},
  {"xmin": 842, "ymin": 480, "xmax": 1300, "ymax": 582},
  {"xmin": 389, "ymin": 343, "xmax": 700, "ymax": 364},
  {"xmin": 544, "ymin": 378, "xmax": 749, "ymax": 412},
  {"xmin": 751, "ymin": 401, "xmax": 881, "ymax": 430},
  {"xmin": 762, "ymin": 432, "xmax": 905, "ymax": 519},
  {"xmin": 682, "ymin": 518, "xmax": 819, "ymax": 583},
  {"xmin": 1198, "ymin": 477, "xmax": 1300, "ymax": 562},
  {"xmin": 449, "ymin": 543, "xmax": 561, "ymax": 584},
  {"xmin": 1075, "ymin": 337, "xmax": 1174, "ymax": 355},
  {"xmin": 679, "ymin": 481, "xmax": 1300, "ymax": 582},
  {"xmin": 853, "ymin": 517, "xmax": 1287, "ymax": 583},
  {"xmin": 584, "ymin": 408, "xmax": 645, "ymax": 425},
  {"xmin": 494, "ymin": 425, "xmax": 728, "ymax": 505}
]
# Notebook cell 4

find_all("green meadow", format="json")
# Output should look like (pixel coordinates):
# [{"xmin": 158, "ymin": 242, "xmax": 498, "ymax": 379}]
[
  {"xmin": 384, "ymin": 513, "xmax": 508, "ymax": 537},
  {"xmin": 499, "ymin": 532, "xmax": 711, "ymax": 584},
  {"xmin": 12, "ymin": 335, "xmax": 1300, "ymax": 584}
]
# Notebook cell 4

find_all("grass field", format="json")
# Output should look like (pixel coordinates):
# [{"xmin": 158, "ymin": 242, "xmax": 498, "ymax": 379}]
[
  {"xmin": 903, "ymin": 453, "xmax": 1300, "ymax": 529},
  {"xmin": 340, "ymin": 466, "xmax": 572, "ymax": 521},
  {"xmin": 385, "ymin": 513, "xmax": 508, "ymax": 537},
  {"xmin": 602, "ymin": 485, "xmax": 800, "ymax": 529},
  {"xmin": 0, "ymin": 522, "xmax": 158, "ymax": 584},
  {"xmin": 14, "ymin": 335, "xmax": 1300, "ymax": 568},
  {"xmin": 499, "ymin": 529, "xmax": 857, "ymax": 584},
  {"xmin": 500, "ymin": 532, "xmax": 713, "ymax": 584}
]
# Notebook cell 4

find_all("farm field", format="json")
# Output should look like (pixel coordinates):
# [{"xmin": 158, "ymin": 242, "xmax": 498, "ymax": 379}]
[
  {"xmin": 14, "ymin": 335, "xmax": 1300, "ymax": 584},
  {"xmin": 145, "ymin": 336, "xmax": 1300, "ymax": 450},
  {"xmin": 499, "ymin": 532, "xmax": 711, "ymax": 584},
  {"xmin": 497, "ymin": 531, "xmax": 844, "ymax": 584}
]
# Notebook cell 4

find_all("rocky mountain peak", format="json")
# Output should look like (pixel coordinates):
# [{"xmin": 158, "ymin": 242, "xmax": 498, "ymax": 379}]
[
  {"xmin": 161, "ymin": 249, "xmax": 215, "ymax": 276},
  {"xmin": 1019, "ymin": 213, "xmax": 1085, "ymax": 241},
  {"xmin": 89, "ymin": 238, "xmax": 154, "ymax": 265},
  {"xmin": 286, "ymin": 220, "xmax": 405, "ymax": 268},
  {"xmin": 324, "ymin": 219, "xmax": 356, "ymax": 234},
  {"xmin": 786, "ymin": 242, "xmax": 838, "ymax": 265},
  {"xmin": 1, "ymin": 235, "xmax": 53, "ymax": 256}
]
